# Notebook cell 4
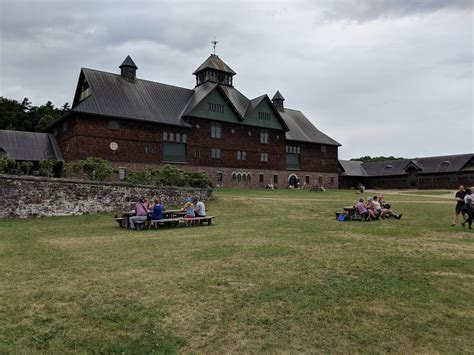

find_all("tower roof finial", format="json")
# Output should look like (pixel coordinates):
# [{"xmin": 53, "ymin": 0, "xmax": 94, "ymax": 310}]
[{"xmin": 211, "ymin": 36, "xmax": 218, "ymax": 56}]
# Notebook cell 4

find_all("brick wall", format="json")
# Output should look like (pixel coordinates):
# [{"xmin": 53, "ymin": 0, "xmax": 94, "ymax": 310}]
[
  {"xmin": 0, "ymin": 174, "xmax": 212, "ymax": 218},
  {"xmin": 53, "ymin": 115, "xmax": 339, "ymax": 178}
]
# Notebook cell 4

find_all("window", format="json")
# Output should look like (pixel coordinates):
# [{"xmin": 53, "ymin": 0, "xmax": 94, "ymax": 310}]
[
  {"xmin": 318, "ymin": 176, "xmax": 323, "ymax": 185},
  {"xmin": 175, "ymin": 133, "xmax": 181, "ymax": 142},
  {"xmin": 62, "ymin": 122, "xmax": 68, "ymax": 132},
  {"xmin": 211, "ymin": 122, "xmax": 222, "ymax": 138},
  {"xmin": 169, "ymin": 133, "xmax": 174, "ymax": 141},
  {"xmin": 258, "ymin": 112, "xmax": 271, "ymax": 121},
  {"xmin": 79, "ymin": 81, "xmax": 91, "ymax": 102},
  {"xmin": 321, "ymin": 145, "xmax": 326, "ymax": 153},
  {"xmin": 305, "ymin": 176, "xmax": 310, "ymax": 184},
  {"xmin": 212, "ymin": 148, "xmax": 221, "ymax": 159},
  {"xmin": 247, "ymin": 173, "xmax": 251, "ymax": 181},
  {"xmin": 194, "ymin": 150, "xmax": 201, "ymax": 158},
  {"xmin": 236, "ymin": 151, "xmax": 242, "ymax": 160},
  {"xmin": 259, "ymin": 173, "xmax": 264, "ymax": 183},
  {"xmin": 163, "ymin": 142, "xmax": 186, "ymax": 163},
  {"xmin": 321, "ymin": 159, "xmax": 326, "ymax": 166},
  {"xmin": 237, "ymin": 173, "xmax": 242, "ymax": 182},
  {"xmin": 145, "ymin": 145, "xmax": 156, "ymax": 155},
  {"xmin": 182, "ymin": 134, "xmax": 187, "ymax": 143},
  {"xmin": 163, "ymin": 132, "xmax": 168, "ymax": 141},
  {"xmin": 260, "ymin": 129, "xmax": 269, "ymax": 144},
  {"xmin": 108, "ymin": 120, "xmax": 120, "ymax": 130},
  {"xmin": 232, "ymin": 172, "xmax": 237, "ymax": 180},
  {"xmin": 273, "ymin": 174, "xmax": 278, "ymax": 184},
  {"xmin": 286, "ymin": 154, "xmax": 299, "ymax": 170},
  {"xmin": 217, "ymin": 172, "xmax": 223, "ymax": 182},
  {"xmin": 208, "ymin": 102, "xmax": 224, "ymax": 113},
  {"xmin": 330, "ymin": 176, "xmax": 335, "ymax": 184},
  {"xmin": 260, "ymin": 152, "xmax": 268, "ymax": 162},
  {"xmin": 242, "ymin": 151, "xmax": 247, "ymax": 160},
  {"xmin": 118, "ymin": 167, "xmax": 127, "ymax": 180}
]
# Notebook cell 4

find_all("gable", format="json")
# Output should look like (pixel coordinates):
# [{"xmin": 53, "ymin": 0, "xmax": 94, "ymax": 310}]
[
  {"xmin": 186, "ymin": 88, "xmax": 242, "ymax": 124},
  {"xmin": 245, "ymin": 99, "xmax": 285, "ymax": 130}
]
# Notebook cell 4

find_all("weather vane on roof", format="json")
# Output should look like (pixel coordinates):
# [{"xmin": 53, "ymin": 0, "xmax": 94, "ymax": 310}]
[{"xmin": 211, "ymin": 37, "xmax": 218, "ymax": 55}]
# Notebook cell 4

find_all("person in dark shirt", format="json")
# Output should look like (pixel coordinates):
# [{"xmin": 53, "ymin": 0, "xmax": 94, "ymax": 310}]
[{"xmin": 451, "ymin": 185, "xmax": 466, "ymax": 226}]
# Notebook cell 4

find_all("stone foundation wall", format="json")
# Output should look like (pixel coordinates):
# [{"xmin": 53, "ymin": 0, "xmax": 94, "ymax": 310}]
[
  {"xmin": 110, "ymin": 162, "xmax": 339, "ymax": 189},
  {"xmin": 0, "ymin": 174, "xmax": 212, "ymax": 218}
]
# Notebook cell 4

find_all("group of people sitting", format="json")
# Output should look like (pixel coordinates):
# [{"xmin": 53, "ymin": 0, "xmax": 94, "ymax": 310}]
[
  {"xmin": 129, "ymin": 196, "xmax": 206, "ymax": 229},
  {"xmin": 355, "ymin": 195, "xmax": 403, "ymax": 221},
  {"xmin": 452, "ymin": 185, "xmax": 473, "ymax": 229}
]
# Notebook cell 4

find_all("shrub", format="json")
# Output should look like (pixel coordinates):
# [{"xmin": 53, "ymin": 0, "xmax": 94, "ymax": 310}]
[
  {"xmin": 39, "ymin": 159, "xmax": 57, "ymax": 177},
  {"xmin": 0, "ymin": 157, "xmax": 16, "ymax": 174},
  {"xmin": 80, "ymin": 157, "xmax": 115, "ymax": 181},
  {"xmin": 184, "ymin": 171, "xmax": 213, "ymax": 188},
  {"xmin": 63, "ymin": 161, "xmax": 82, "ymax": 179},
  {"xmin": 155, "ymin": 165, "xmax": 186, "ymax": 186},
  {"xmin": 17, "ymin": 161, "xmax": 33, "ymax": 175},
  {"xmin": 126, "ymin": 169, "xmax": 159, "ymax": 185}
]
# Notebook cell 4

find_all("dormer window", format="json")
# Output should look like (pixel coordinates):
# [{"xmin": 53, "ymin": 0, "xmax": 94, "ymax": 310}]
[{"xmin": 79, "ymin": 81, "xmax": 91, "ymax": 102}]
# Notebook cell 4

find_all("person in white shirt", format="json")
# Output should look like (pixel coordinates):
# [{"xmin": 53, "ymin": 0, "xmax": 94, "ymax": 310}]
[{"xmin": 193, "ymin": 197, "xmax": 206, "ymax": 217}]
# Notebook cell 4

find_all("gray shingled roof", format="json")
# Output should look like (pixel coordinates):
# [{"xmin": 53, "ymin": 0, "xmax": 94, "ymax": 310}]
[
  {"xmin": 340, "ymin": 154, "xmax": 474, "ymax": 177},
  {"xmin": 281, "ymin": 108, "xmax": 341, "ymax": 146},
  {"xmin": 339, "ymin": 160, "xmax": 366, "ymax": 176},
  {"xmin": 193, "ymin": 54, "xmax": 236, "ymax": 75},
  {"xmin": 0, "ymin": 130, "xmax": 63, "ymax": 161},
  {"xmin": 53, "ymin": 61, "xmax": 340, "ymax": 146},
  {"xmin": 74, "ymin": 68, "xmax": 194, "ymax": 127}
]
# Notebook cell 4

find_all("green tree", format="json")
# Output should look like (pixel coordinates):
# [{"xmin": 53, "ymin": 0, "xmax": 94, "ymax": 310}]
[{"xmin": 35, "ymin": 114, "xmax": 55, "ymax": 132}]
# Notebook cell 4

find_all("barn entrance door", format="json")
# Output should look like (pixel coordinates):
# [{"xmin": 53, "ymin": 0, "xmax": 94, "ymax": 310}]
[
  {"xmin": 407, "ymin": 166, "xmax": 418, "ymax": 188},
  {"xmin": 289, "ymin": 174, "xmax": 298, "ymax": 188}
]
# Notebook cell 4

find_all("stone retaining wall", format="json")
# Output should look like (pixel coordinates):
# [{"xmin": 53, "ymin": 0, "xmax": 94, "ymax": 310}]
[{"xmin": 0, "ymin": 174, "xmax": 212, "ymax": 218}]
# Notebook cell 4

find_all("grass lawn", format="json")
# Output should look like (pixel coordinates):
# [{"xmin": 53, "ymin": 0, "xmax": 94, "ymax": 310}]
[{"xmin": 1, "ymin": 188, "xmax": 473, "ymax": 353}]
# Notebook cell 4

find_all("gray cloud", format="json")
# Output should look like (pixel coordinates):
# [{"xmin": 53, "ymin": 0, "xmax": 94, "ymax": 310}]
[{"xmin": 0, "ymin": 0, "xmax": 472, "ymax": 159}]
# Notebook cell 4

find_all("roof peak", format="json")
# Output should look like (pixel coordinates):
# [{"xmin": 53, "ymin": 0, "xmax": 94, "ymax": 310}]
[
  {"xmin": 272, "ymin": 90, "xmax": 285, "ymax": 101},
  {"xmin": 193, "ymin": 54, "xmax": 236, "ymax": 75},
  {"xmin": 119, "ymin": 55, "xmax": 138, "ymax": 69}
]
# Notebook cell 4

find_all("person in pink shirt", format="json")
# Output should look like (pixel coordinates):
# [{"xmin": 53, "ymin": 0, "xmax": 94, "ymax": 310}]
[
  {"xmin": 129, "ymin": 198, "xmax": 149, "ymax": 229},
  {"xmin": 356, "ymin": 197, "xmax": 376, "ymax": 221}
]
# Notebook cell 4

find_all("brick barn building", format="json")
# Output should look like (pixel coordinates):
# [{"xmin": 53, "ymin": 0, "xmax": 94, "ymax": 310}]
[
  {"xmin": 47, "ymin": 54, "xmax": 341, "ymax": 188},
  {"xmin": 339, "ymin": 154, "xmax": 474, "ymax": 189}
]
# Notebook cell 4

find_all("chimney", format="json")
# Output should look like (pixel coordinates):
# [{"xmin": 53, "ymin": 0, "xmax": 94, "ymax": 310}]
[
  {"xmin": 119, "ymin": 55, "xmax": 138, "ymax": 81},
  {"xmin": 272, "ymin": 90, "xmax": 285, "ymax": 112}
]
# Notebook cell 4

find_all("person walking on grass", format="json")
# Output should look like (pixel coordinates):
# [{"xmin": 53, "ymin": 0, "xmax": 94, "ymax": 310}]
[
  {"xmin": 461, "ymin": 188, "xmax": 473, "ymax": 229},
  {"xmin": 451, "ymin": 185, "xmax": 466, "ymax": 226}
]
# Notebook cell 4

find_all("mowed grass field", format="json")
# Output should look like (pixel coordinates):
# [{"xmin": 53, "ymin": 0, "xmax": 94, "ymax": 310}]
[{"xmin": 1, "ymin": 189, "xmax": 473, "ymax": 353}]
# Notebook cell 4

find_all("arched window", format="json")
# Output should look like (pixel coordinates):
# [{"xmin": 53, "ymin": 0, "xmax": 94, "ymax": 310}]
[
  {"xmin": 232, "ymin": 172, "xmax": 237, "ymax": 180},
  {"xmin": 182, "ymin": 134, "xmax": 187, "ymax": 143},
  {"xmin": 169, "ymin": 133, "xmax": 174, "ymax": 141},
  {"xmin": 247, "ymin": 173, "xmax": 251, "ymax": 181},
  {"xmin": 163, "ymin": 132, "xmax": 168, "ymax": 141},
  {"xmin": 242, "ymin": 174, "xmax": 247, "ymax": 182},
  {"xmin": 237, "ymin": 173, "xmax": 242, "ymax": 182},
  {"xmin": 176, "ymin": 133, "xmax": 181, "ymax": 142}
]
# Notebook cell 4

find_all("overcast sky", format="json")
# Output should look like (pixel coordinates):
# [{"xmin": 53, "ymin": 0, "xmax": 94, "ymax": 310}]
[{"xmin": 0, "ymin": 0, "xmax": 472, "ymax": 159}]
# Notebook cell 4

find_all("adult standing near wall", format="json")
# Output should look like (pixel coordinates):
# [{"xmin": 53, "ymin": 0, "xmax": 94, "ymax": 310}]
[{"xmin": 451, "ymin": 185, "xmax": 466, "ymax": 226}]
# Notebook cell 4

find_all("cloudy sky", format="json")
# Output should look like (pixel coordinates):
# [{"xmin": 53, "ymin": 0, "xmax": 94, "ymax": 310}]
[{"xmin": 0, "ymin": 0, "xmax": 472, "ymax": 159}]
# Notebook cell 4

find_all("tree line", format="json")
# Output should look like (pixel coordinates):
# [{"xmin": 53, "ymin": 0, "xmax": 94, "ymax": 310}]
[
  {"xmin": 0, "ymin": 96, "xmax": 70, "ymax": 132},
  {"xmin": 351, "ymin": 156, "xmax": 404, "ymax": 162}
]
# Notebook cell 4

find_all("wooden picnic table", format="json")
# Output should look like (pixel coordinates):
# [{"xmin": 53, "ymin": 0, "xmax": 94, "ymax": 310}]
[{"xmin": 118, "ymin": 208, "xmax": 186, "ymax": 228}]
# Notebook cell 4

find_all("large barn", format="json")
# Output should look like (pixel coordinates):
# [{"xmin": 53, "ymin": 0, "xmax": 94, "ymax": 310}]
[
  {"xmin": 339, "ymin": 154, "xmax": 474, "ymax": 189},
  {"xmin": 47, "ymin": 54, "xmax": 341, "ymax": 188}
]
